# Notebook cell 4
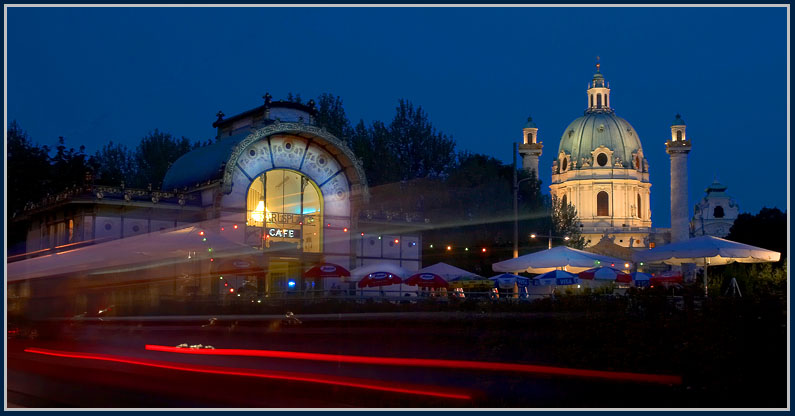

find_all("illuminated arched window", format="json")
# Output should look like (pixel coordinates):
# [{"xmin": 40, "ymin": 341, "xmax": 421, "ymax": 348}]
[
  {"xmin": 247, "ymin": 169, "xmax": 323, "ymax": 253},
  {"xmin": 596, "ymin": 94, "xmax": 602, "ymax": 108},
  {"xmin": 590, "ymin": 95, "xmax": 594, "ymax": 108},
  {"xmin": 597, "ymin": 191, "xmax": 609, "ymax": 216},
  {"xmin": 637, "ymin": 194, "xmax": 642, "ymax": 218},
  {"xmin": 562, "ymin": 194, "xmax": 567, "ymax": 207},
  {"xmin": 527, "ymin": 133, "xmax": 533, "ymax": 144},
  {"xmin": 676, "ymin": 130, "xmax": 682, "ymax": 141}
]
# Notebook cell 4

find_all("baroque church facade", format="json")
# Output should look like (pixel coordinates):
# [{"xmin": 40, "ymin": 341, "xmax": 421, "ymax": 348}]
[{"xmin": 518, "ymin": 63, "xmax": 733, "ymax": 249}]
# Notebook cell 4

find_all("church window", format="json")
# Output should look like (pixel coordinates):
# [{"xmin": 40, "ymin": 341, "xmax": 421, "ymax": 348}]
[
  {"xmin": 249, "ymin": 149, "xmax": 256, "ymax": 157},
  {"xmin": 637, "ymin": 194, "xmax": 642, "ymax": 218},
  {"xmin": 676, "ymin": 130, "xmax": 682, "ymax": 141},
  {"xmin": 596, "ymin": 94, "xmax": 602, "ymax": 108},
  {"xmin": 713, "ymin": 206, "xmax": 725, "ymax": 218},
  {"xmin": 597, "ymin": 191, "xmax": 609, "ymax": 216},
  {"xmin": 562, "ymin": 194, "xmax": 567, "ymax": 207},
  {"xmin": 597, "ymin": 153, "xmax": 608, "ymax": 167},
  {"xmin": 527, "ymin": 133, "xmax": 533, "ymax": 144},
  {"xmin": 561, "ymin": 157, "xmax": 567, "ymax": 171},
  {"xmin": 590, "ymin": 95, "xmax": 593, "ymax": 108}
]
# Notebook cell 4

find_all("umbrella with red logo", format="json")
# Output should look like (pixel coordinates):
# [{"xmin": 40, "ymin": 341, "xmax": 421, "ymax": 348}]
[
  {"xmin": 578, "ymin": 266, "xmax": 632, "ymax": 283},
  {"xmin": 357, "ymin": 272, "xmax": 403, "ymax": 288},
  {"xmin": 405, "ymin": 272, "xmax": 449, "ymax": 288},
  {"xmin": 650, "ymin": 270, "xmax": 683, "ymax": 287},
  {"xmin": 304, "ymin": 263, "xmax": 351, "ymax": 278}
]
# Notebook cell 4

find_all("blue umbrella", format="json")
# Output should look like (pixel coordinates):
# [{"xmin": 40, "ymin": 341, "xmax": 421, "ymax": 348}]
[
  {"xmin": 631, "ymin": 271, "xmax": 653, "ymax": 288},
  {"xmin": 531, "ymin": 270, "xmax": 580, "ymax": 286},
  {"xmin": 489, "ymin": 273, "xmax": 531, "ymax": 289}
]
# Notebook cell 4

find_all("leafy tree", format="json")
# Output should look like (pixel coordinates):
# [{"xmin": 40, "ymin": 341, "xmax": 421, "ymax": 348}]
[
  {"xmin": 285, "ymin": 92, "xmax": 302, "ymax": 104},
  {"xmin": 6, "ymin": 121, "xmax": 52, "ymax": 218},
  {"xmin": 131, "ymin": 129, "xmax": 193, "ymax": 189},
  {"xmin": 551, "ymin": 195, "xmax": 585, "ymax": 249},
  {"xmin": 91, "ymin": 141, "xmax": 136, "ymax": 186},
  {"xmin": 727, "ymin": 207, "xmax": 787, "ymax": 259},
  {"xmin": 387, "ymin": 99, "xmax": 455, "ymax": 182},
  {"xmin": 315, "ymin": 93, "xmax": 353, "ymax": 143},
  {"xmin": 49, "ymin": 136, "xmax": 93, "ymax": 193}
]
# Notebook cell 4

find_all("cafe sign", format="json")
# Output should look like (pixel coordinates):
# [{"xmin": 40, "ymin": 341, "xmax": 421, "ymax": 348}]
[{"xmin": 267, "ymin": 228, "xmax": 302, "ymax": 239}]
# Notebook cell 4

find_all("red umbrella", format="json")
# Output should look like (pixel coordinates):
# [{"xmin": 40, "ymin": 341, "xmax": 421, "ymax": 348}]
[
  {"xmin": 578, "ymin": 266, "xmax": 632, "ymax": 283},
  {"xmin": 405, "ymin": 272, "xmax": 449, "ymax": 288},
  {"xmin": 650, "ymin": 271, "xmax": 683, "ymax": 286},
  {"xmin": 304, "ymin": 263, "xmax": 351, "ymax": 278},
  {"xmin": 357, "ymin": 272, "xmax": 403, "ymax": 288}
]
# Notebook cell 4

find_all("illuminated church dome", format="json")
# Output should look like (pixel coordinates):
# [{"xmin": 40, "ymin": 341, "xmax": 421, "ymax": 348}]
[
  {"xmin": 558, "ymin": 112, "xmax": 643, "ymax": 170},
  {"xmin": 549, "ymin": 61, "xmax": 652, "ymax": 248}
]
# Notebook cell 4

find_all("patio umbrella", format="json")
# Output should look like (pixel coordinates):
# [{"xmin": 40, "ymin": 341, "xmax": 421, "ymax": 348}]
[
  {"xmin": 631, "ymin": 271, "xmax": 653, "ymax": 288},
  {"xmin": 357, "ymin": 272, "xmax": 403, "ymax": 288},
  {"xmin": 492, "ymin": 246, "xmax": 630, "ymax": 274},
  {"xmin": 417, "ymin": 262, "xmax": 481, "ymax": 281},
  {"xmin": 634, "ymin": 236, "xmax": 781, "ymax": 294},
  {"xmin": 649, "ymin": 271, "xmax": 683, "ymax": 287},
  {"xmin": 405, "ymin": 272, "xmax": 449, "ymax": 288},
  {"xmin": 489, "ymin": 273, "xmax": 531, "ymax": 289},
  {"xmin": 531, "ymin": 270, "xmax": 580, "ymax": 287},
  {"xmin": 448, "ymin": 274, "xmax": 491, "ymax": 289},
  {"xmin": 304, "ymin": 263, "xmax": 351, "ymax": 278},
  {"xmin": 579, "ymin": 266, "xmax": 632, "ymax": 283},
  {"xmin": 350, "ymin": 263, "xmax": 410, "ymax": 282}
]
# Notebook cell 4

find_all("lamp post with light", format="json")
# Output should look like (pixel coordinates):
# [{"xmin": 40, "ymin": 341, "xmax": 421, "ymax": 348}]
[{"xmin": 513, "ymin": 143, "xmax": 537, "ymax": 258}]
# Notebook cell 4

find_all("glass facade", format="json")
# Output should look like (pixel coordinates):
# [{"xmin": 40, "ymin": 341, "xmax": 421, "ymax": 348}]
[{"xmin": 246, "ymin": 169, "xmax": 323, "ymax": 253}]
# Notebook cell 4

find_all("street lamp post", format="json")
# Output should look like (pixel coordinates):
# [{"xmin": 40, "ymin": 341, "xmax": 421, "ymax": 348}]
[{"xmin": 513, "ymin": 143, "xmax": 536, "ymax": 258}]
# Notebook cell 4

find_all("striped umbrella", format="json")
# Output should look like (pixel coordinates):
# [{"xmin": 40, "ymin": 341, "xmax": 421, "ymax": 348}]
[
  {"xmin": 578, "ymin": 266, "xmax": 632, "ymax": 283},
  {"xmin": 531, "ymin": 270, "xmax": 580, "ymax": 287}
]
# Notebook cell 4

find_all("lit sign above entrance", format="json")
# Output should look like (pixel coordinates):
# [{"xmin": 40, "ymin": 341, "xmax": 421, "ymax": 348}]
[{"xmin": 267, "ymin": 228, "xmax": 302, "ymax": 239}]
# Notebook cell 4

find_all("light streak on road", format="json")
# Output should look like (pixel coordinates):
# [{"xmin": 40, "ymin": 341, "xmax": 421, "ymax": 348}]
[
  {"xmin": 24, "ymin": 347, "xmax": 472, "ymax": 401},
  {"xmin": 146, "ymin": 344, "xmax": 682, "ymax": 385}
]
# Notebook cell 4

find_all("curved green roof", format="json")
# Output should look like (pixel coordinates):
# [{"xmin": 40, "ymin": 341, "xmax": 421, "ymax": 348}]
[
  {"xmin": 671, "ymin": 114, "xmax": 686, "ymax": 126},
  {"xmin": 524, "ymin": 116, "xmax": 537, "ymax": 129},
  {"xmin": 162, "ymin": 132, "xmax": 249, "ymax": 191},
  {"xmin": 558, "ymin": 112, "xmax": 643, "ymax": 168}
]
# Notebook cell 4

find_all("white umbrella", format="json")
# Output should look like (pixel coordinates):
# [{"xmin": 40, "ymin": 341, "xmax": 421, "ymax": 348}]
[
  {"xmin": 416, "ymin": 262, "xmax": 481, "ymax": 282},
  {"xmin": 634, "ymin": 236, "xmax": 781, "ymax": 295},
  {"xmin": 492, "ymin": 245, "xmax": 629, "ymax": 274}
]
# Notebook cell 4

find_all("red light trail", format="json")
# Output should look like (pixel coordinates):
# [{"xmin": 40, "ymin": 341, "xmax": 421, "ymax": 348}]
[
  {"xmin": 145, "ymin": 344, "xmax": 681, "ymax": 385},
  {"xmin": 24, "ymin": 347, "xmax": 471, "ymax": 401}
]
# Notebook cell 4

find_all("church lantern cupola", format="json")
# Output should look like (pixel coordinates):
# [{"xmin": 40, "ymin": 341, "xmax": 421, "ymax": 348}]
[
  {"xmin": 518, "ymin": 115, "xmax": 543, "ymax": 176},
  {"xmin": 586, "ymin": 57, "xmax": 611, "ymax": 112},
  {"xmin": 671, "ymin": 113, "xmax": 687, "ymax": 142}
]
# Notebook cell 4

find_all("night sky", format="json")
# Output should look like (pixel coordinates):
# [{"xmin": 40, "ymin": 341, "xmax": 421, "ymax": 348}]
[{"xmin": 6, "ymin": 6, "xmax": 788, "ymax": 227}]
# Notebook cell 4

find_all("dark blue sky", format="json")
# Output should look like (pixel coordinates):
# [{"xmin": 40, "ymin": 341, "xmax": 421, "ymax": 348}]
[{"xmin": 7, "ymin": 6, "xmax": 788, "ymax": 227}]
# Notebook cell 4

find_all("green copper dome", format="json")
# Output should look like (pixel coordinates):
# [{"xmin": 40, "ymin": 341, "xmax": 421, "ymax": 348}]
[
  {"xmin": 524, "ymin": 116, "xmax": 537, "ymax": 129},
  {"xmin": 671, "ymin": 114, "xmax": 685, "ymax": 126},
  {"xmin": 558, "ymin": 112, "xmax": 643, "ymax": 169}
]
